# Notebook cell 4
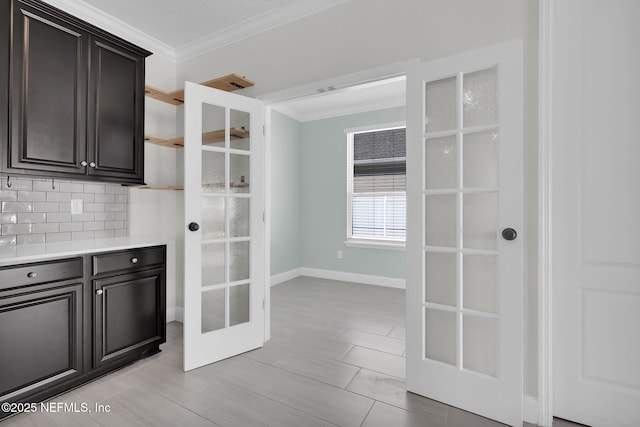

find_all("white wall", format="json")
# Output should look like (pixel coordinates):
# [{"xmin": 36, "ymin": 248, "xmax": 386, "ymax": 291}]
[{"xmin": 130, "ymin": 54, "xmax": 184, "ymax": 321}]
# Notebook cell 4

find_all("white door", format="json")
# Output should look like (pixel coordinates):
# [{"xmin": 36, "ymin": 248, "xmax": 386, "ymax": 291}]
[
  {"xmin": 551, "ymin": 1, "xmax": 640, "ymax": 426},
  {"xmin": 406, "ymin": 40, "xmax": 524, "ymax": 426},
  {"xmin": 183, "ymin": 81, "xmax": 266, "ymax": 371}
]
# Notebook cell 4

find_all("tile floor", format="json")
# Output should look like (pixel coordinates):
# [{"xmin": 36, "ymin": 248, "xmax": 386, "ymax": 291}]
[{"xmin": 3, "ymin": 276, "xmax": 585, "ymax": 426}]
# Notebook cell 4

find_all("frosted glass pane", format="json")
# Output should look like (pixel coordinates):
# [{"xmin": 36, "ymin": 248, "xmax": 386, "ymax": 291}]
[
  {"xmin": 425, "ymin": 252, "xmax": 456, "ymax": 307},
  {"xmin": 463, "ymin": 316, "xmax": 497, "ymax": 376},
  {"xmin": 463, "ymin": 130, "xmax": 498, "ymax": 188},
  {"xmin": 229, "ymin": 283, "xmax": 250, "ymax": 326},
  {"xmin": 202, "ymin": 151, "xmax": 225, "ymax": 193},
  {"xmin": 463, "ymin": 68, "xmax": 498, "ymax": 128},
  {"xmin": 425, "ymin": 77, "xmax": 457, "ymax": 132},
  {"xmin": 425, "ymin": 136, "xmax": 457, "ymax": 189},
  {"xmin": 230, "ymin": 109, "xmax": 250, "ymax": 151},
  {"xmin": 229, "ymin": 197, "xmax": 250, "ymax": 238},
  {"xmin": 202, "ymin": 288, "xmax": 225, "ymax": 333},
  {"xmin": 230, "ymin": 153, "xmax": 250, "ymax": 193},
  {"xmin": 463, "ymin": 193, "xmax": 497, "ymax": 250},
  {"xmin": 202, "ymin": 243, "xmax": 225, "ymax": 286},
  {"xmin": 230, "ymin": 241, "xmax": 250, "ymax": 282},
  {"xmin": 425, "ymin": 194, "xmax": 457, "ymax": 248},
  {"xmin": 202, "ymin": 104, "xmax": 225, "ymax": 148},
  {"xmin": 463, "ymin": 255, "xmax": 497, "ymax": 313},
  {"xmin": 425, "ymin": 309, "xmax": 456, "ymax": 366},
  {"xmin": 201, "ymin": 197, "xmax": 225, "ymax": 239}
]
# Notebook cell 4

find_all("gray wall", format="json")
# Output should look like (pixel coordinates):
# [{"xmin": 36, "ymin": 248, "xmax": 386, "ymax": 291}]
[
  {"xmin": 270, "ymin": 111, "xmax": 303, "ymax": 276},
  {"xmin": 270, "ymin": 107, "xmax": 406, "ymax": 280},
  {"xmin": 300, "ymin": 107, "xmax": 406, "ymax": 279}
]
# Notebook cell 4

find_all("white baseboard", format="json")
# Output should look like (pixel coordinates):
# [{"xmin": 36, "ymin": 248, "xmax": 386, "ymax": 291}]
[
  {"xmin": 167, "ymin": 306, "xmax": 184, "ymax": 323},
  {"xmin": 523, "ymin": 395, "xmax": 539, "ymax": 425},
  {"xmin": 270, "ymin": 268, "xmax": 303, "ymax": 286},
  {"xmin": 300, "ymin": 267, "xmax": 406, "ymax": 289}
]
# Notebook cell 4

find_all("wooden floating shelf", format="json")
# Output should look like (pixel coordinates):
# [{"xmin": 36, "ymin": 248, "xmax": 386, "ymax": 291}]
[
  {"xmin": 126, "ymin": 184, "xmax": 184, "ymax": 190},
  {"xmin": 144, "ymin": 128, "xmax": 249, "ymax": 148},
  {"xmin": 203, "ymin": 182, "xmax": 250, "ymax": 188},
  {"xmin": 143, "ymin": 134, "xmax": 184, "ymax": 148},
  {"xmin": 145, "ymin": 74, "xmax": 255, "ymax": 105},
  {"xmin": 203, "ymin": 128, "xmax": 250, "ymax": 145}
]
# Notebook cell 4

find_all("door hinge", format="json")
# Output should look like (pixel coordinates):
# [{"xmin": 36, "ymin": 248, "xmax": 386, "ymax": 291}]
[
  {"xmin": 263, "ymin": 125, "xmax": 266, "ymax": 136},
  {"xmin": 262, "ymin": 299, "xmax": 265, "ymax": 309},
  {"xmin": 262, "ymin": 212, "xmax": 265, "ymax": 222}
]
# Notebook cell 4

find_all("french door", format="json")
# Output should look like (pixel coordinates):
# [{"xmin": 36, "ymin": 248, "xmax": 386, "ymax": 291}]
[
  {"xmin": 183, "ymin": 81, "xmax": 265, "ymax": 371},
  {"xmin": 406, "ymin": 41, "xmax": 523, "ymax": 426}
]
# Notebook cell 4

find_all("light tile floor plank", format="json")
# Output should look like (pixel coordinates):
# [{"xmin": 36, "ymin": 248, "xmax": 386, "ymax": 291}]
[
  {"xmin": 341, "ymin": 345, "xmax": 406, "ymax": 379},
  {"xmin": 268, "ymin": 375, "xmax": 374, "ymax": 427},
  {"xmin": 362, "ymin": 401, "xmax": 448, "ymax": 427}
]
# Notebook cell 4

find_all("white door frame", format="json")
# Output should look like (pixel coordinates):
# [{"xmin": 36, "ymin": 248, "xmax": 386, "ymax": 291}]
[{"xmin": 538, "ymin": 1, "xmax": 555, "ymax": 426}]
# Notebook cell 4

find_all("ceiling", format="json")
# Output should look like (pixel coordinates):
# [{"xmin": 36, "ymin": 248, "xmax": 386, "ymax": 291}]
[{"xmin": 43, "ymin": 0, "xmax": 348, "ymax": 62}]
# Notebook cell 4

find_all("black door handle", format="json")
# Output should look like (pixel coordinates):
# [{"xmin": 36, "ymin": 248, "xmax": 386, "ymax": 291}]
[
  {"xmin": 502, "ymin": 228, "xmax": 517, "ymax": 241},
  {"xmin": 188, "ymin": 222, "xmax": 200, "ymax": 232}
]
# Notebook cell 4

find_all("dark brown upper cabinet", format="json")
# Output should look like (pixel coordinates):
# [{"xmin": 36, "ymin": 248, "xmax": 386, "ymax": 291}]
[{"xmin": 0, "ymin": 0, "xmax": 150, "ymax": 184}]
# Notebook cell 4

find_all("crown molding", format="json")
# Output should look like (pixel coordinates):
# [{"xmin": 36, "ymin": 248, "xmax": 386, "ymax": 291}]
[
  {"xmin": 174, "ymin": 0, "xmax": 348, "ymax": 63},
  {"xmin": 44, "ymin": 0, "xmax": 176, "ymax": 62},
  {"xmin": 274, "ymin": 96, "xmax": 405, "ymax": 123},
  {"xmin": 41, "ymin": 0, "xmax": 177, "ymax": 61},
  {"xmin": 41, "ymin": 0, "xmax": 348, "ymax": 64}
]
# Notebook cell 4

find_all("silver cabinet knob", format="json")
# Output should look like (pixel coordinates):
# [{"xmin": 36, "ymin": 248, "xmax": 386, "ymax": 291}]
[
  {"xmin": 96, "ymin": 289, "xmax": 104, "ymax": 295},
  {"xmin": 80, "ymin": 161, "xmax": 88, "ymax": 167},
  {"xmin": 89, "ymin": 162, "xmax": 96, "ymax": 168},
  {"xmin": 27, "ymin": 272, "xmax": 37, "ymax": 279},
  {"xmin": 130, "ymin": 257, "xmax": 138, "ymax": 264}
]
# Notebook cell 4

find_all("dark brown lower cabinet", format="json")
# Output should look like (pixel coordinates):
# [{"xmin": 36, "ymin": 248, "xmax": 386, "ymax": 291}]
[
  {"xmin": 0, "ymin": 246, "xmax": 166, "ymax": 420},
  {"xmin": 0, "ymin": 282, "xmax": 85, "ymax": 407},
  {"xmin": 94, "ymin": 269, "xmax": 166, "ymax": 368}
]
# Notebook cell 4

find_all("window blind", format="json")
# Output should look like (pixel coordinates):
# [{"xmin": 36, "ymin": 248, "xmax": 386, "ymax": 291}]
[
  {"xmin": 351, "ymin": 128, "xmax": 406, "ymax": 240},
  {"xmin": 353, "ymin": 128, "xmax": 406, "ymax": 193}
]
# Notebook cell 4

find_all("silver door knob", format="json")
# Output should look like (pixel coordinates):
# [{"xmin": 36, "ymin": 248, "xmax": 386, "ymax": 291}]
[
  {"xmin": 81, "ymin": 161, "xmax": 88, "ymax": 167},
  {"xmin": 96, "ymin": 289, "xmax": 104, "ymax": 295},
  {"xmin": 130, "ymin": 257, "xmax": 138, "ymax": 264},
  {"xmin": 27, "ymin": 272, "xmax": 38, "ymax": 279},
  {"xmin": 89, "ymin": 162, "xmax": 96, "ymax": 168}
]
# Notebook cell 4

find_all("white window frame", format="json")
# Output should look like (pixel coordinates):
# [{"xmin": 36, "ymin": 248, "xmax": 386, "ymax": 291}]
[{"xmin": 345, "ymin": 121, "xmax": 406, "ymax": 250}]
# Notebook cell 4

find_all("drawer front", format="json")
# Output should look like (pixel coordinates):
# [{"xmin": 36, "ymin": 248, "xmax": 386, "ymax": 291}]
[
  {"xmin": 0, "ymin": 258, "xmax": 83, "ymax": 291},
  {"xmin": 92, "ymin": 246, "xmax": 164, "ymax": 276}
]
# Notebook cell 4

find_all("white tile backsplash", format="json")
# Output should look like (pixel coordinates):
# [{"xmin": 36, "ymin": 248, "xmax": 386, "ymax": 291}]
[{"xmin": 0, "ymin": 178, "xmax": 128, "ymax": 246}]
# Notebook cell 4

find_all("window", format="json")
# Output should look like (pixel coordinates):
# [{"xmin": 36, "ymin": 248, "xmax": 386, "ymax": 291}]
[{"xmin": 346, "ymin": 123, "xmax": 406, "ymax": 247}]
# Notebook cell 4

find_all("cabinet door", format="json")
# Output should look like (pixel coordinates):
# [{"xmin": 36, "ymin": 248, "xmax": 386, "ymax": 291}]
[
  {"xmin": 87, "ymin": 38, "xmax": 145, "ymax": 184},
  {"xmin": 0, "ymin": 283, "xmax": 84, "ymax": 406},
  {"xmin": 93, "ymin": 268, "xmax": 165, "ymax": 368},
  {"xmin": 5, "ymin": 0, "xmax": 88, "ymax": 176}
]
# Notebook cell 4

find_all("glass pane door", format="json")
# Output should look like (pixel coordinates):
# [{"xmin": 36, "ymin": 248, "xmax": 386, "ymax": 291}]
[
  {"xmin": 406, "ymin": 41, "xmax": 523, "ymax": 426},
  {"xmin": 200, "ymin": 105, "xmax": 252, "ymax": 334},
  {"xmin": 423, "ymin": 68, "xmax": 500, "ymax": 376},
  {"xmin": 183, "ymin": 82, "xmax": 265, "ymax": 371}
]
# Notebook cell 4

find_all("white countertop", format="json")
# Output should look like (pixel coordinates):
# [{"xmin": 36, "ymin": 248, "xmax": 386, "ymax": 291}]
[{"xmin": 0, "ymin": 237, "xmax": 170, "ymax": 266}]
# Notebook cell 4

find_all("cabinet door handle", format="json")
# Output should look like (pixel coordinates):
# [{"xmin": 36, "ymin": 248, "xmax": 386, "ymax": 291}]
[
  {"xmin": 96, "ymin": 289, "xmax": 104, "ymax": 295},
  {"xmin": 80, "ymin": 161, "xmax": 88, "ymax": 167},
  {"xmin": 27, "ymin": 272, "xmax": 38, "ymax": 279},
  {"xmin": 89, "ymin": 162, "xmax": 96, "ymax": 168},
  {"xmin": 130, "ymin": 257, "xmax": 138, "ymax": 264}
]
